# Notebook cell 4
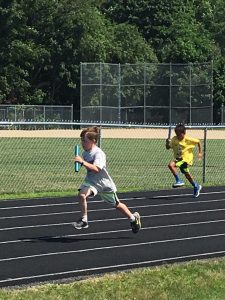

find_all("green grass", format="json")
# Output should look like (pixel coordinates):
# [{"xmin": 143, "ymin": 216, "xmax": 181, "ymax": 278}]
[
  {"xmin": 0, "ymin": 137, "xmax": 224, "ymax": 197},
  {"xmin": 1, "ymin": 258, "xmax": 225, "ymax": 299}
]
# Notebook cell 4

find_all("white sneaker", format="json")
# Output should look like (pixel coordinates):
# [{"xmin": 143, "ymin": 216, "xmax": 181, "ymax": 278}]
[{"xmin": 130, "ymin": 212, "xmax": 141, "ymax": 234}]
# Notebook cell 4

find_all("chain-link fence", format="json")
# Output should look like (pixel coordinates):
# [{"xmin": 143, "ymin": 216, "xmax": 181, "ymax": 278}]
[
  {"xmin": 0, "ymin": 105, "xmax": 73, "ymax": 122},
  {"xmin": 0, "ymin": 121, "xmax": 224, "ymax": 196},
  {"xmin": 80, "ymin": 62, "xmax": 213, "ymax": 125}
]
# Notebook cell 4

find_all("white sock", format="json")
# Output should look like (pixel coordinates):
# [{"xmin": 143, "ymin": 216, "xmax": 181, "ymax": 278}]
[
  {"xmin": 82, "ymin": 215, "xmax": 88, "ymax": 222},
  {"xmin": 130, "ymin": 215, "xmax": 135, "ymax": 222}
]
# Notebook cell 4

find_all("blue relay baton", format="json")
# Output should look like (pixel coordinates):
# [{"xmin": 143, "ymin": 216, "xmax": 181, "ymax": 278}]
[{"xmin": 74, "ymin": 145, "xmax": 80, "ymax": 173}]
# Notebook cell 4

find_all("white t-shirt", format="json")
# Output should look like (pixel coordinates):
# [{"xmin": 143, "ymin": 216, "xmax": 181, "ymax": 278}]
[{"xmin": 82, "ymin": 145, "xmax": 117, "ymax": 193}]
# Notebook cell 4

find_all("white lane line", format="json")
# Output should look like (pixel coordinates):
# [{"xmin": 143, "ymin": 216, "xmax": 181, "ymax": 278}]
[
  {"xmin": 0, "ymin": 187, "xmax": 224, "ymax": 202},
  {"xmin": 0, "ymin": 202, "xmax": 78, "ymax": 210},
  {"xmin": 0, "ymin": 222, "xmax": 72, "ymax": 231},
  {"xmin": 1, "ymin": 207, "xmax": 225, "ymax": 232},
  {"xmin": 153, "ymin": 190, "xmax": 225, "ymax": 198},
  {"xmin": 1, "ymin": 198, "xmax": 225, "ymax": 220},
  {"xmin": 1, "ymin": 218, "xmax": 225, "ymax": 245},
  {"xmin": 0, "ymin": 249, "xmax": 224, "ymax": 284},
  {"xmin": 1, "ymin": 232, "xmax": 225, "ymax": 263},
  {"xmin": 150, "ymin": 207, "xmax": 225, "ymax": 218},
  {"xmin": 1, "ymin": 189, "xmax": 225, "ymax": 210},
  {"xmin": 0, "ymin": 196, "xmax": 146, "ymax": 204},
  {"xmin": 0, "ymin": 197, "xmax": 145, "ymax": 210}
]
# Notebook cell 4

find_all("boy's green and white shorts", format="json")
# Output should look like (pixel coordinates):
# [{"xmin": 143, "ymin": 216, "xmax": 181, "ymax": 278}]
[{"xmin": 78, "ymin": 182, "xmax": 120, "ymax": 206}]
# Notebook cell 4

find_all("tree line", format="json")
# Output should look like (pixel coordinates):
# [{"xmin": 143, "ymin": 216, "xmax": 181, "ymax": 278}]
[{"xmin": 0, "ymin": 0, "xmax": 225, "ymax": 122}]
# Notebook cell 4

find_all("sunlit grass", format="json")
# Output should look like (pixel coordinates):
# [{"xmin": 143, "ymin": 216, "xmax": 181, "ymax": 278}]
[
  {"xmin": 1, "ymin": 258, "xmax": 225, "ymax": 299},
  {"xmin": 0, "ymin": 137, "xmax": 224, "ymax": 197}
]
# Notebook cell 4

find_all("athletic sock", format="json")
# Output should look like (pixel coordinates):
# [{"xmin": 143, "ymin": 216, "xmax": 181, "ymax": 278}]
[
  {"xmin": 130, "ymin": 215, "xmax": 135, "ymax": 222},
  {"xmin": 82, "ymin": 215, "xmax": 88, "ymax": 223},
  {"xmin": 174, "ymin": 174, "xmax": 180, "ymax": 182}
]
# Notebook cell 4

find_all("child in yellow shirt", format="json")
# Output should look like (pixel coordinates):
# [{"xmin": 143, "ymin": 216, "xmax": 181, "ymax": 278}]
[{"xmin": 166, "ymin": 124, "xmax": 202, "ymax": 198}]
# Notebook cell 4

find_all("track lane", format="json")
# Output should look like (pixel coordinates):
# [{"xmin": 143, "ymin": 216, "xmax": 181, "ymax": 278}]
[{"xmin": 1, "ymin": 186, "xmax": 225, "ymax": 287}]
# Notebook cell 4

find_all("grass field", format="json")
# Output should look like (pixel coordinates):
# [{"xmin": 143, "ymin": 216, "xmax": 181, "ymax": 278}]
[
  {"xmin": 1, "ymin": 258, "xmax": 225, "ymax": 299},
  {"xmin": 0, "ymin": 137, "xmax": 224, "ymax": 198}
]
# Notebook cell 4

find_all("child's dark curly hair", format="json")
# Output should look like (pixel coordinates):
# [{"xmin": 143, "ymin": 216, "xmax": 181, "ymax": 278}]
[{"xmin": 175, "ymin": 123, "xmax": 186, "ymax": 134}]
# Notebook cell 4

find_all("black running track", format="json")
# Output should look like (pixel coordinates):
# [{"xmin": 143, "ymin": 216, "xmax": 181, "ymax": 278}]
[{"xmin": 1, "ymin": 186, "xmax": 225, "ymax": 288}]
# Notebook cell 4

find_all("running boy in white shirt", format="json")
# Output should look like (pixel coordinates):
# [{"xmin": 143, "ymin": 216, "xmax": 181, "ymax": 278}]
[{"xmin": 73, "ymin": 126, "xmax": 141, "ymax": 233}]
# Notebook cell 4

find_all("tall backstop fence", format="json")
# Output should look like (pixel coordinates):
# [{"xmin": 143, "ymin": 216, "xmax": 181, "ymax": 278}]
[
  {"xmin": 0, "ymin": 121, "xmax": 224, "ymax": 197},
  {"xmin": 80, "ymin": 62, "xmax": 213, "ymax": 125}
]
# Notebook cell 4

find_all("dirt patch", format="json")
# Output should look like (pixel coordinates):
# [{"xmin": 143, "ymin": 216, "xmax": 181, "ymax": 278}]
[{"xmin": 0, "ymin": 128, "xmax": 224, "ymax": 139}]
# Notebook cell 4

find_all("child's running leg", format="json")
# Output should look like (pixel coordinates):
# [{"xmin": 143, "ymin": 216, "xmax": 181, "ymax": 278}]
[
  {"xmin": 101, "ymin": 192, "xmax": 141, "ymax": 234},
  {"xmin": 73, "ymin": 187, "xmax": 93, "ymax": 229},
  {"xmin": 116, "ymin": 202, "xmax": 141, "ymax": 234},
  {"xmin": 185, "ymin": 173, "xmax": 202, "ymax": 198},
  {"xmin": 168, "ymin": 160, "xmax": 184, "ymax": 188}
]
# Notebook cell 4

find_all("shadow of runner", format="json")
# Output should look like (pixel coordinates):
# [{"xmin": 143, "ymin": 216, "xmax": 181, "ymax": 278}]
[{"xmin": 19, "ymin": 235, "xmax": 132, "ymax": 243}]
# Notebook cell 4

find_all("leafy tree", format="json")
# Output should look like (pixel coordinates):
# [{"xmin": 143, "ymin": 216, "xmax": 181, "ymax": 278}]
[
  {"xmin": 112, "ymin": 23, "xmax": 157, "ymax": 63},
  {"xmin": 159, "ymin": 8, "xmax": 215, "ymax": 63},
  {"xmin": 0, "ymin": 0, "xmax": 157, "ymax": 109},
  {"xmin": 198, "ymin": 0, "xmax": 225, "ymax": 118},
  {"xmin": 102, "ymin": 0, "xmax": 183, "ymax": 54},
  {"xmin": 102, "ymin": 0, "xmax": 215, "ymax": 63}
]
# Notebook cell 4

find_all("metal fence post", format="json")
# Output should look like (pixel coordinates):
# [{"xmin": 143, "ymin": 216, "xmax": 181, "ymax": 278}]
[
  {"xmin": 80, "ymin": 62, "xmax": 83, "ymax": 122},
  {"xmin": 100, "ymin": 62, "xmax": 103, "ymax": 123},
  {"xmin": 203, "ymin": 127, "xmax": 207, "ymax": 183},
  {"xmin": 144, "ymin": 62, "xmax": 146, "ymax": 124},
  {"xmin": 221, "ymin": 103, "xmax": 224, "ymax": 124},
  {"xmin": 211, "ymin": 60, "xmax": 214, "ymax": 124},
  {"xmin": 189, "ymin": 63, "xmax": 192, "ymax": 125},
  {"xmin": 98, "ymin": 125, "xmax": 102, "ymax": 148},
  {"xmin": 118, "ymin": 63, "xmax": 121, "ymax": 123},
  {"xmin": 169, "ymin": 63, "xmax": 172, "ymax": 124}
]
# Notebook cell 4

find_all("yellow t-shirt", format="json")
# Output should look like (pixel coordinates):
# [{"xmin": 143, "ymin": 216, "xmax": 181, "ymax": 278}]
[{"xmin": 171, "ymin": 135, "xmax": 200, "ymax": 165}]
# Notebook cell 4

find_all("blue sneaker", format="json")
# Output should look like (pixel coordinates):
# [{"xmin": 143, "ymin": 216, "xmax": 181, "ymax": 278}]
[
  {"xmin": 193, "ymin": 184, "xmax": 202, "ymax": 198},
  {"xmin": 172, "ymin": 180, "xmax": 185, "ymax": 188}
]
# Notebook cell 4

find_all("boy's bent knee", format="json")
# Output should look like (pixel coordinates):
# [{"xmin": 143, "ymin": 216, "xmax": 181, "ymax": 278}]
[
  {"xmin": 115, "ymin": 201, "xmax": 121, "ymax": 208},
  {"xmin": 168, "ymin": 161, "xmax": 175, "ymax": 168}
]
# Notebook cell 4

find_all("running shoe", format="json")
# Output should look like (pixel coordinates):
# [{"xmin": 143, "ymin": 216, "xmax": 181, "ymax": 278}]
[
  {"xmin": 131, "ymin": 212, "xmax": 141, "ymax": 233},
  {"xmin": 172, "ymin": 180, "xmax": 185, "ymax": 188},
  {"xmin": 193, "ymin": 184, "xmax": 202, "ymax": 198},
  {"xmin": 72, "ymin": 219, "xmax": 89, "ymax": 229}
]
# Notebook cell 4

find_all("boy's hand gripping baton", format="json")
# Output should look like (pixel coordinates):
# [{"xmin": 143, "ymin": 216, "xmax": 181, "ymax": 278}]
[{"xmin": 74, "ymin": 145, "xmax": 80, "ymax": 173}]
